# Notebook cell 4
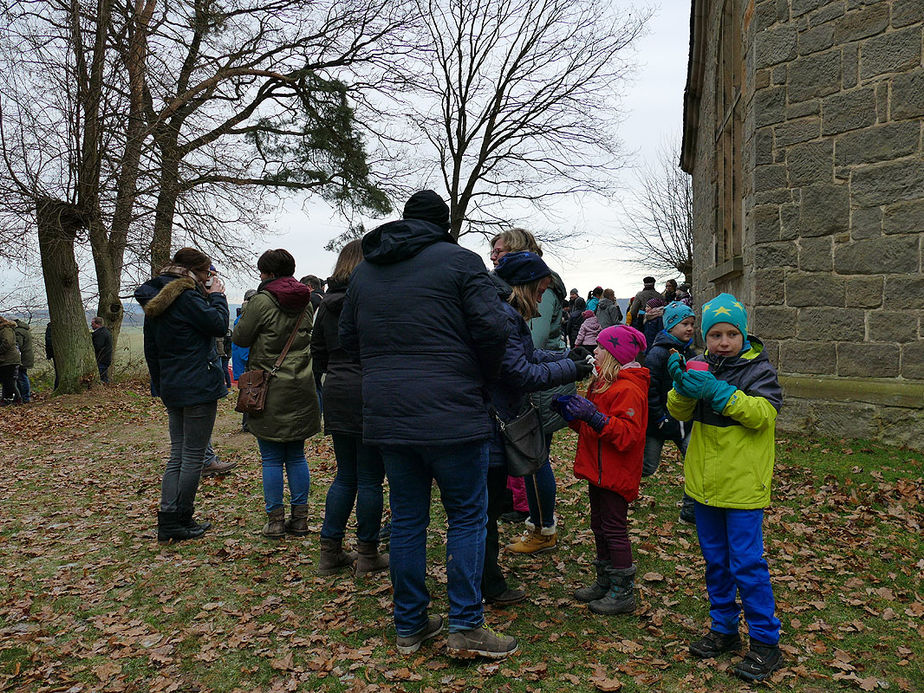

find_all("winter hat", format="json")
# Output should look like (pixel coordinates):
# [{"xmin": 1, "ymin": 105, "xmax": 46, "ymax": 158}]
[
  {"xmin": 403, "ymin": 190, "xmax": 450, "ymax": 230},
  {"xmin": 582, "ymin": 310, "xmax": 594, "ymax": 319},
  {"xmin": 494, "ymin": 251, "xmax": 551, "ymax": 285},
  {"xmin": 596, "ymin": 325, "xmax": 647, "ymax": 365},
  {"xmin": 643, "ymin": 276, "xmax": 656, "ymax": 287},
  {"xmin": 701, "ymin": 293, "xmax": 748, "ymax": 339},
  {"xmin": 663, "ymin": 301, "xmax": 695, "ymax": 332},
  {"xmin": 646, "ymin": 297, "xmax": 666, "ymax": 310}
]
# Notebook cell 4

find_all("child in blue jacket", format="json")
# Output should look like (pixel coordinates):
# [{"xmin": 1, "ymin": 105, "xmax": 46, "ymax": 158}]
[{"xmin": 666, "ymin": 293, "xmax": 783, "ymax": 683}]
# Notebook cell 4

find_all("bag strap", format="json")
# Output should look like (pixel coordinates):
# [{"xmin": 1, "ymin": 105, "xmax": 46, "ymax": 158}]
[{"xmin": 270, "ymin": 304, "xmax": 309, "ymax": 375}]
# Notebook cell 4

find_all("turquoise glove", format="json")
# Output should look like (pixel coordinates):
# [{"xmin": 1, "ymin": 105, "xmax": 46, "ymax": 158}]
[
  {"xmin": 707, "ymin": 380, "xmax": 737, "ymax": 413},
  {"xmin": 667, "ymin": 352, "xmax": 686, "ymax": 385},
  {"xmin": 682, "ymin": 370, "xmax": 737, "ymax": 412}
]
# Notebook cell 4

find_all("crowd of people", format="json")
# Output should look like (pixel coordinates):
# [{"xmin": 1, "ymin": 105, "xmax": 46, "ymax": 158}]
[{"xmin": 3, "ymin": 189, "xmax": 779, "ymax": 679}]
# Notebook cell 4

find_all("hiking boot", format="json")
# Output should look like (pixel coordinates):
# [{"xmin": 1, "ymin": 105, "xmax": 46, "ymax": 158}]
[
  {"xmin": 574, "ymin": 559, "xmax": 611, "ymax": 602},
  {"xmin": 178, "ymin": 507, "xmax": 211, "ymax": 533},
  {"xmin": 316, "ymin": 538, "xmax": 357, "ymax": 576},
  {"xmin": 396, "ymin": 615, "xmax": 443, "ymax": 655},
  {"xmin": 733, "ymin": 641, "xmax": 783, "ymax": 682},
  {"xmin": 679, "ymin": 507, "xmax": 696, "ymax": 525},
  {"xmin": 689, "ymin": 629, "xmax": 743, "ymax": 659},
  {"xmin": 484, "ymin": 588, "xmax": 527, "ymax": 606},
  {"xmin": 354, "ymin": 540, "xmax": 389, "ymax": 578},
  {"xmin": 588, "ymin": 565, "xmax": 636, "ymax": 615},
  {"xmin": 157, "ymin": 511, "xmax": 205, "ymax": 543},
  {"xmin": 499, "ymin": 510, "xmax": 529, "ymax": 524},
  {"xmin": 284, "ymin": 504, "xmax": 309, "ymax": 536},
  {"xmin": 446, "ymin": 624, "xmax": 518, "ymax": 660},
  {"xmin": 262, "ymin": 508, "xmax": 286, "ymax": 539},
  {"xmin": 202, "ymin": 458, "xmax": 237, "ymax": 476},
  {"xmin": 505, "ymin": 521, "xmax": 556, "ymax": 554}
]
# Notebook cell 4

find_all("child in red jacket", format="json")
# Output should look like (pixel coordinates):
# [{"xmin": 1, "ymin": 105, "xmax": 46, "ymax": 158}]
[{"xmin": 554, "ymin": 325, "xmax": 650, "ymax": 615}]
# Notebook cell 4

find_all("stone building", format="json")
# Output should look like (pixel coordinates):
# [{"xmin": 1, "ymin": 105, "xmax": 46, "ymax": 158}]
[{"xmin": 680, "ymin": 0, "xmax": 924, "ymax": 449}]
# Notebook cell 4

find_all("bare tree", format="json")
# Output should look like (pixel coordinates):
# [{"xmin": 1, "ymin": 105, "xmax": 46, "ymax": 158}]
[
  {"xmin": 397, "ymin": 0, "xmax": 648, "ymax": 240},
  {"xmin": 615, "ymin": 139, "xmax": 693, "ymax": 282}
]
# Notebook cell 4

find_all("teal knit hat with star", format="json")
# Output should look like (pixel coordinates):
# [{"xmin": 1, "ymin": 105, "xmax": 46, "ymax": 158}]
[{"xmin": 701, "ymin": 293, "xmax": 748, "ymax": 339}]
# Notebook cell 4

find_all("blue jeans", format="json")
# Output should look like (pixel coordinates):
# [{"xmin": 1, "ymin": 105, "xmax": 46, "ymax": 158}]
[
  {"xmin": 161, "ymin": 401, "xmax": 218, "ymax": 513},
  {"xmin": 16, "ymin": 367, "xmax": 30, "ymax": 403},
  {"xmin": 381, "ymin": 441, "xmax": 489, "ymax": 636},
  {"xmin": 321, "ymin": 434, "xmax": 385, "ymax": 543},
  {"xmin": 257, "ymin": 439, "xmax": 310, "ymax": 512},
  {"xmin": 695, "ymin": 502, "xmax": 781, "ymax": 645},
  {"xmin": 524, "ymin": 433, "xmax": 556, "ymax": 529}
]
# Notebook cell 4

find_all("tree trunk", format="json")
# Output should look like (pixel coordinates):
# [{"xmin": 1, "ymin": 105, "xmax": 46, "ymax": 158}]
[
  {"xmin": 36, "ymin": 200, "xmax": 99, "ymax": 393},
  {"xmin": 149, "ymin": 132, "xmax": 181, "ymax": 276}
]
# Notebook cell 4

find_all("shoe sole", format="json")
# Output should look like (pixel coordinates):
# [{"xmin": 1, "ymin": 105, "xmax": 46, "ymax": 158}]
[
  {"xmin": 506, "ymin": 545, "xmax": 556, "ymax": 554},
  {"xmin": 396, "ymin": 621, "xmax": 444, "ymax": 655},
  {"xmin": 202, "ymin": 468, "xmax": 237, "ymax": 477},
  {"xmin": 446, "ymin": 642, "xmax": 519, "ymax": 660},
  {"xmin": 484, "ymin": 595, "xmax": 527, "ymax": 607},
  {"xmin": 733, "ymin": 659, "xmax": 783, "ymax": 682}
]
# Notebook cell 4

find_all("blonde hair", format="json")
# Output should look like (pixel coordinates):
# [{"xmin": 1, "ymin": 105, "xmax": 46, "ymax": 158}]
[
  {"xmin": 589, "ymin": 348, "xmax": 621, "ymax": 394},
  {"xmin": 508, "ymin": 279, "xmax": 544, "ymax": 320},
  {"xmin": 331, "ymin": 239, "xmax": 364, "ymax": 283},
  {"xmin": 490, "ymin": 228, "xmax": 542, "ymax": 256}
]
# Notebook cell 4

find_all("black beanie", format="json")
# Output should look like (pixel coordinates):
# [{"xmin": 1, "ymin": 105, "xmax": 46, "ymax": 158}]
[
  {"xmin": 494, "ymin": 251, "xmax": 551, "ymax": 285},
  {"xmin": 403, "ymin": 190, "xmax": 451, "ymax": 230}
]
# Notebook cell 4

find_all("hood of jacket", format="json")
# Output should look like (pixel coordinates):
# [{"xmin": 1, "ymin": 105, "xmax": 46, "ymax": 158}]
[
  {"xmin": 259, "ymin": 276, "xmax": 311, "ymax": 311},
  {"xmin": 0, "ymin": 316, "xmax": 15, "ymax": 330},
  {"xmin": 489, "ymin": 271, "xmax": 513, "ymax": 301},
  {"xmin": 14, "ymin": 319, "xmax": 29, "ymax": 330},
  {"xmin": 596, "ymin": 297, "xmax": 614, "ymax": 310},
  {"xmin": 361, "ymin": 218, "xmax": 456, "ymax": 265},
  {"xmin": 321, "ymin": 277, "xmax": 348, "ymax": 315},
  {"xmin": 547, "ymin": 271, "xmax": 566, "ymax": 304},
  {"xmin": 652, "ymin": 329, "xmax": 692, "ymax": 351},
  {"xmin": 135, "ymin": 275, "xmax": 197, "ymax": 317},
  {"xmin": 616, "ymin": 364, "xmax": 651, "ymax": 394}
]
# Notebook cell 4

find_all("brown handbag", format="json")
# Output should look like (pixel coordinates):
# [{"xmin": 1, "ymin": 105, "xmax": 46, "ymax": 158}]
[{"xmin": 234, "ymin": 304, "xmax": 308, "ymax": 415}]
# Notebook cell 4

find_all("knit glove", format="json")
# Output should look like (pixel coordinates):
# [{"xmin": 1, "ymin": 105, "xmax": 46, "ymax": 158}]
[
  {"xmin": 680, "ymin": 370, "xmax": 738, "ymax": 412},
  {"xmin": 568, "ymin": 347, "xmax": 592, "ymax": 362},
  {"xmin": 574, "ymin": 359, "xmax": 594, "ymax": 379},
  {"xmin": 667, "ymin": 351, "xmax": 686, "ymax": 385},
  {"xmin": 552, "ymin": 394, "xmax": 575, "ymax": 421},
  {"xmin": 565, "ymin": 394, "xmax": 609, "ymax": 433}
]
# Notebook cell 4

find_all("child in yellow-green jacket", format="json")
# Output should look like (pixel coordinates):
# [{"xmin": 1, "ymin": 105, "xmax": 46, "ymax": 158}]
[{"xmin": 667, "ymin": 293, "xmax": 783, "ymax": 683}]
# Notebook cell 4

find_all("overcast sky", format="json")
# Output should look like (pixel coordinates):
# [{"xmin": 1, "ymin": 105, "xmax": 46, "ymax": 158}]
[{"xmin": 0, "ymin": 1, "xmax": 689, "ymax": 308}]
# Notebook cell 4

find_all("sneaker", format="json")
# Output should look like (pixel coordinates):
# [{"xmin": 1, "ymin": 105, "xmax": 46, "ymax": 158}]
[
  {"xmin": 499, "ymin": 510, "xmax": 529, "ymax": 524},
  {"xmin": 484, "ymin": 588, "xmax": 526, "ymax": 606},
  {"xmin": 505, "ymin": 527, "xmax": 556, "ymax": 554},
  {"xmin": 395, "ymin": 616, "xmax": 443, "ymax": 655},
  {"xmin": 446, "ymin": 624, "xmax": 518, "ymax": 660},
  {"xmin": 733, "ymin": 641, "xmax": 783, "ymax": 682},
  {"xmin": 689, "ymin": 629, "xmax": 742, "ymax": 659},
  {"xmin": 679, "ymin": 508, "xmax": 696, "ymax": 525},
  {"xmin": 202, "ymin": 459, "xmax": 238, "ymax": 476}
]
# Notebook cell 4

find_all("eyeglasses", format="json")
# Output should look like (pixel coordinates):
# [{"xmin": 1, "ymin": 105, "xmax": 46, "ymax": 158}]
[{"xmin": 489, "ymin": 247, "xmax": 507, "ymax": 258}]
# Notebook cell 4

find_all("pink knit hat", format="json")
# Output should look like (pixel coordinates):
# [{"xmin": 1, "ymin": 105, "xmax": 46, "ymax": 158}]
[{"xmin": 596, "ymin": 325, "xmax": 647, "ymax": 365}]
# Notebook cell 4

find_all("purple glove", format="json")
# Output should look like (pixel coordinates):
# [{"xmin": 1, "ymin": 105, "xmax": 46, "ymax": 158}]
[
  {"xmin": 564, "ymin": 394, "xmax": 609, "ymax": 433},
  {"xmin": 552, "ymin": 394, "xmax": 576, "ymax": 421}
]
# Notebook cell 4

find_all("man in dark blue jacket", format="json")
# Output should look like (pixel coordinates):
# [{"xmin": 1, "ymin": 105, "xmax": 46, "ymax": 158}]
[{"xmin": 339, "ymin": 190, "xmax": 515, "ymax": 660}]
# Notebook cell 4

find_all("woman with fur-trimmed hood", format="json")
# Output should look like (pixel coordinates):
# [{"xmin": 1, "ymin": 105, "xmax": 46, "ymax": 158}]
[{"xmin": 135, "ymin": 248, "xmax": 229, "ymax": 543}]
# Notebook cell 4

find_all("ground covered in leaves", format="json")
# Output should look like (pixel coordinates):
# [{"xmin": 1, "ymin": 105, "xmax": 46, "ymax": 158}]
[{"xmin": 1, "ymin": 381, "xmax": 922, "ymax": 692}]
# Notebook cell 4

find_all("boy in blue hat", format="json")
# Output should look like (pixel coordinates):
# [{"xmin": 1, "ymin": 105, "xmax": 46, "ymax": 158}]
[
  {"xmin": 666, "ymin": 293, "xmax": 784, "ymax": 682},
  {"xmin": 642, "ymin": 301, "xmax": 698, "ymax": 523}
]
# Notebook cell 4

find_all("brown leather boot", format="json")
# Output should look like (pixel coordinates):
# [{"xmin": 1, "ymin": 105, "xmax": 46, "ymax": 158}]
[
  {"xmin": 202, "ymin": 459, "xmax": 237, "ymax": 476},
  {"xmin": 285, "ymin": 504, "xmax": 309, "ymax": 536},
  {"xmin": 317, "ymin": 538, "xmax": 357, "ymax": 576},
  {"xmin": 262, "ymin": 508, "xmax": 285, "ymax": 538},
  {"xmin": 355, "ymin": 540, "xmax": 389, "ymax": 578}
]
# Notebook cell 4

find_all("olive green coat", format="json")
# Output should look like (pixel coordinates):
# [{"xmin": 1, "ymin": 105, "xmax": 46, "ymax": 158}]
[
  {"xmin": 14, "ymin": 320, "xmax": 35, "ymax": 369},
  {"xmin": 232, "ymin": 292, "xmax": 320, "ymax": 442},
  {"xmin": 0, "ymin": 317, "xmax": 21, "ymax": 367}
]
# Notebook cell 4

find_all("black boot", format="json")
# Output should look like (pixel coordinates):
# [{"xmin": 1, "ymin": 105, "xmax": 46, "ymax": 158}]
[
  {"xmin": 178, "ymin": 507, "xmax": 211, "ymax": 533},
  {"xmin": 689, "ymin": 629, "xmax": 743, "ymax": 659},
  {"xmin": 157, "ymin": 511, "xmax": 206, "ymax": 543},
  {"xmin": 732, "ymin": 640, "xmax": 783, "ymax": 681},
  {"xmin": 588, "ymin": 565, "xmax": 636, "ymax": 615},
  {"xmin": 574, "ymin": 559, "xmax": 611, "ymax": 602}
]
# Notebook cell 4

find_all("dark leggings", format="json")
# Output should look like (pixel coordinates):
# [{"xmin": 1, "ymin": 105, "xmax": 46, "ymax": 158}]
[{"xmin": 588, "ymin": 484, "xmax": 633, "ymax": 569}]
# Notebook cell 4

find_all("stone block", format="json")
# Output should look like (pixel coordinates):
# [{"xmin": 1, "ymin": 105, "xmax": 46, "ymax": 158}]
[
  {"xmin": 883, "ymin": 199, "xmax": 924, "ymax": 235},
  {"xmin": 834, "ymin": 235, "xmax": 920, "ymax": 274},
  {"xmin": 800, "ymin": 183, "xmax": 850, "ymax": 237},
  {"xmin": 781, "ymin": 399, "xmax": 880, "ymax": 438},
  {"xmin": 833, "ymin": 4, "xmax": 889, "ymax": 43},
  {"xmin": 776, "ymin": 0, "xmax": 790, "ymax": 22},
  {"xmin": 799, "ymin": 236, "xmax": 834, "ymax": 271},
  {"xmin": 780, "ymin": 340, "xmax": 837, "ymax": 373},
  {"xmin": 842, "ymin": 43, "xmax": 859, "ymax": 89},
  {"xmin": 775, "ymin": 117, "xmax": 820, "ymax": 147},
  {"xmin": 851, "ymin": 160, "xmax": 924, "ymax": 207},
  {"xmin": 755, "ymin": 87, "xmax": 787, "ymax": 127},
  {"xmin": 780, "ymin": 203, "xmax": 802, "ymax": 239},
  {"xmin": 846, "ymin": 276, "xmax": 883, "ymax": 307},
  {"xmin": 837, "ymin": 343, "xmax": 900, "ymax": 377},
  {"xmin": 760, "ymin": 338, "xmax": 781, "ymax": 364},
  {"xmin": 755, "ymin": 268, "xmax": 786, "ymax": 304},
  {"xmin": 754, "ymin": 306, "xmax": 798, "ymax": 338},
  {"xmin": 797, "ymin": 307, "xmax": 865, "ymax": 340},
  {"xmin": 756, "ymin": 241, "xmax": 798, "ymax": 268},
  {"xmin": 757, "ymin": 189, "xmax": 794, "ymax": 205},
  {"xmin": 754, "ymin": 205, "xmax": 781, "ymax": 243},
  {"xmin": 876, "ymin": 82, "xmax": 889, "ymax": 123},
  {"xmin": 809, "ymin": 1, "xmax": 846, "ymax": 25},
  {"xmin": 787, "ymin": 99, "xmax": 821, "ymax": 119},
  {"xmin": 834, "ymin": 122, "xmax": 921, "ymax": 167},
  {"xmin": 867, "ymin": 311, "xmax": 918, "ymax": 343},
  {"xmin": 821, "ymin": 87, "xmax": 876, "ymax": 135},
  {"xmin": 756, "ymin": 127, "xmax": 775, "ymax": 166},
  {"xmin": 891, "ymin": 69, "xmax": 924, "ymax": 120},
  {"xmin": 879, "ymin": 406, "xmax": 924, "ymax": 451},
  {"xmin": 902, "ymin": 341, "xmax": 924, "ymax": 379},
  {"xmin": 788, "ymin": 50, "xmax": 841, "ymax": 102},
  {"xmin": 755, "ymin": 164, "xmax": 789, "ymax": 192},
  {"xmin": 755, "ymin": 0, "xmax": 778, "ymax": 31},
  {"xmin": 860, "ymin": 26, "xmax": 922, "ymax": 80},
  {"xmin": 786, "ymin": 272, "xmax": 846, "ymax": 306},
  {"xmin": 884, "ymin": 275, "xmax": 924, "ymax": 308},
  {"xmin": 799, "ymin": 23, "xmax": 835, "ymax": 55},
  {"xmin": 787, "ymin": 140, "xmax": 834, "ymax": 186},
  {"xmin": 792, "ymin": 0, "xmax": 826, "ymax": 17},
  {"xmin": 892, "ymin": 0, "xmax": 924, "ymax": 28},
  {"xmin": 850, "ymin": 206, "xmax": 881, "ymax": 240},
  {"xmin": 757, "ymin": 25, "xmax": 798, "ymax": 68},
  {"xmin": 772, "ymin": 64, "xmax": 788, "ymax": 85}
]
